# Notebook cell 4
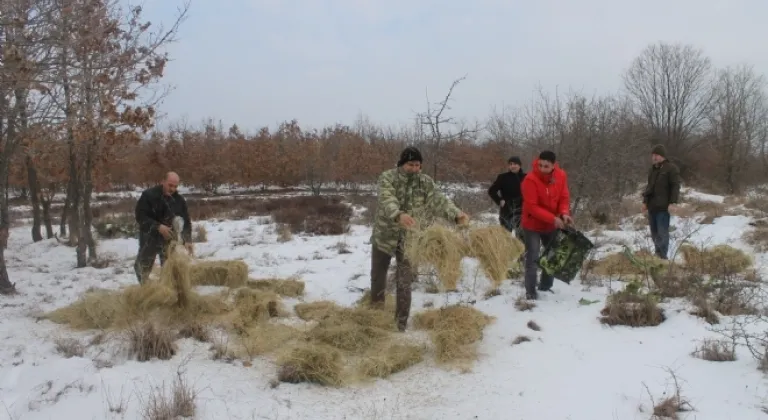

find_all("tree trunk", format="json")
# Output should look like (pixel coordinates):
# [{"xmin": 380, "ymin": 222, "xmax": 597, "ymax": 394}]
[
  {"xmin": 0, "ymin": 165, "xmax": 15, "ymax": 294},
  {"xmin": 25, "ymin": 154, "xmax": 43, "ymax": 242},
  {"xmin": 83, "ymin": 145, "xmax": 96, "ymax": 262},
  {"xmin": 42, "ymin": 196, "xmax": 54, "ymax": 238},
  {"xmin": 60, "ymin": 187, "xmax": 69, "ymax": 237}
]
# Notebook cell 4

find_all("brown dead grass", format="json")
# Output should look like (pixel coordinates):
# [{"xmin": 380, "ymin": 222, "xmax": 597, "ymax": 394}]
[
  {"xmin": 126, "ymin": 321, "xmax": 177, "ymax": 362},
  {"xmin": 691, "ymin": 338, "xmax": 736, "ymax": 362},
  {"xmin": 246, "ymin": 278, "xmax": 305, "ymax": 297},
  {"xmin": 679, "ymin": 244, "xmax": 752, "ymax": 277},
  {"xmin": 404, "ymin": 224, "xmax": 466, "ymax": 291},
  {"xmin": 743, "ymin": 227, "xmax": 768, "ymax": 252},
  {"xmin": 600, "ymin": 289, "xmax": 665, "ymax": 327},
  {"xmin": 188, "ymin": 260, "xmax": 249, "ymax": 288},
  {"xmin": 585, "ymin": 250, "xmax": 667, "ymax": 278},
  {"xmin": 277, "ymin": 343, "xmax": 344, "ymax": 386},
  {"xmin": 357, "ymin": 343, "xmax": 425, "ymax": 378},
  {"xmin": 412, "ymin": 304, "xmax": 494, "ymax": 366},
  {"xmin": 141, "ymin": 373, "xmax": 196, "ymax": 420}
]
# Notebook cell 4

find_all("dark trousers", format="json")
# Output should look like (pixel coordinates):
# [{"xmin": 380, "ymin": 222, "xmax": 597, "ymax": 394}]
[
  {"xmin": 370, "ymin": 244, "xmax": 416, "ymax": 331},
  {"xmin": 523, "ymin": 228, "xmax": 556, "ymax": 297},
  {"xmin": 134, "ymin": 235, "xmax": 168, "ymax": 284},
  {"xmin": 648, "ymin": 211, "xmax": 671, "ymax": 259}
]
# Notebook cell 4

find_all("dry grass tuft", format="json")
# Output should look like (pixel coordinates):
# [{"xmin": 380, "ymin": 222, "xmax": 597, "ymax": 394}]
[
  {"xmin": 412, "ymin": 304, "xmax": 494, "ymax": 365},
  {"xmin": 514, "ymin": 295, "xmax": 536, "ymax": 311},
  {"xmin": 691, "ymin": 338, "xmax": 736, "ymax": 362},
  {"xmin": 358, "ymin": 343, "xmax": 425, "ymax": 378},
  {"xmin": 679, "ymin": 244, "xmax": 752, "ymax": 277},
  {"xmin": 404, "ymin": 224, "xmax": 467, "ymax": 291},
  {"xmin": 54, "ymin": 337, "xmax": 85, "ymax": 358},
  {"xmin": 141, "ymin": 373, "xmax": 196, "ymax": 420},
  {"xmin": 188, "ymin": 259, "xmax": 249, "ymax": 287},
  {"xmin": 277, "ymin": 343, "xmax": 344, "ymax": 386},
  {"xmin": 177, "ymin": 321, "xmax": 210, "ymax": 342},
  {"xmin": 585, "ymin": 250, "xmax": 667, "ymax": 279},
  {"xmin": 246, "ymin": 277, "xmax": 305, "ymax": 297},
  {"xmin": 600, "ymin": 283, "xmax": 665, "ymax": 327},
  {"xmin": 742, "ymin": 227, "xmax": 768, "ymax": 252},
  {"xmin": 467, "ymin": 225, "xmax": 524, "ymax": 289},
  {"xmin": 126, "ymin": 322, "xmax": 177, "ymax": 362},
  {"xmin": 689, "ymin": 299, "xmax": 720, "ymax": 325}
]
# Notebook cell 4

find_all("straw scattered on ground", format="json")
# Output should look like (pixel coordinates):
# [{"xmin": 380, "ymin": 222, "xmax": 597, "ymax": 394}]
[
  {"xmin": 246, "ymin": 277, "xmax": 305, "ymax": 297},
  {"xmin": 277, "ymin": 343, "xmax": 344, "ymax": 386},
  {"xmin": 358, "ymin": 343, "xmax": 425, "ymax": 378},
  {"xmin": 468, "ymin": 225, "xmax": 524, "ymax": 289},
  {"xmin": 412, "ymin": 304, "xmax": 494, "ymax": 366},
  {"xmin": 189, "ymin": 259, "xmax": 249, "ymax": 287}
]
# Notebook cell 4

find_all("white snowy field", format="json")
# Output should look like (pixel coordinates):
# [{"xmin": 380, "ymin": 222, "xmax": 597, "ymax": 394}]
[{"xmin": 1, "ymin": 189, "xmax": 768, "ymax": 420}]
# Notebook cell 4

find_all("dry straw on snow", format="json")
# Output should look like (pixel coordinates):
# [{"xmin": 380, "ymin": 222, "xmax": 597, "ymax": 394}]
[
  {"xmin": 404, "ymin": 224, "xmax": 466, "ymax": 291},
  {"xmin": 679, "ymin": 244, "xmax": 752, "ymax": 276},
  {"xmin": 189, "ymin": 259, "xmax": 249, "ymax": 287},
  {"xmin": 468, "ymin": 226, "xmax": 524, "ymax": 288},
  {"xmin": 246, "ymin": 278, "xmax": 305, "ymax": 297},
  {"xmin": 412, "ymin": 304, "xmax": 495, "ymax": 365}
]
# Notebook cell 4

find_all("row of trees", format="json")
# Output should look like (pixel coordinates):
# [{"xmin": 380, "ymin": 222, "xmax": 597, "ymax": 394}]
[
  {"xmin": 2, "ymin": 1, "xmax": 767, "ymax": 292},
  {"xmin": 0, "ymin": 0, "xmax": 187, "ymax": 292}
]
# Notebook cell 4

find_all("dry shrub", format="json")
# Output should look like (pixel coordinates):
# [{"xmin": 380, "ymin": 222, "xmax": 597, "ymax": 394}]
[
  {"xmin": 468, "ymin": 225, "xmax": 524, "ymax": 289},
  {"xmin": 177, "ymin": 321, "xmax": 210, "ymax": 342},
  {"xmin": 585, "ymin": 250, "xmax": 667, "ymax": 278},
  {"xmin": 742, "ymin": 227, "xmax": 768, "ymax": 252},
  {"xmin": 54, "ymin": 337, "xmax": 85, "ymax": 358},
  {"xmin": 277, "ymin": 343, "xmax": 344, "ymax": 386},
  {"xmin": 358, "ymin": 343, "xmax": 425, "ymax": 378},
  {"xmin": 450, "ymin": 190, "xmax": 494, "ymax": 217},
  {"xmin": 600, "ymin": 283, "xmax": 665, "ymax": 327},
  {"xmin": 188, "ymin": 259, "xmax": 249, "ymax": 287},
  {"xmin": 270, "ymin": 196, "xmax": 352, "ymax": 236},
  {"xmin": 412, "ymin": 305, "xmax": 494, "ymax": 365},
  {"xmin": 685, "ymin": 199, "xmax": 725, "ymax": 221},
  {"xmin": 247, "ymin": 278, "xmax": 305, "ymax": 297},
  {"xmin": 679, "ymin": 244, "xmax": 752, "ymax": 277},
  {"xmin": 691, "ymin": 338, "xmax": 736, "ymax": 362},
  {"xmin": 404, "ymin": 224, "xmax": 466, "ymax": 291},
  {"xmin": 689, "ymin": 298, "xmax": 720, "ymax": 325},
  {"xmin": 126, "ymin": 322, "xmax": 177, "ymax": 362},
  {"xmin": 141, "ymin": 373, "xmax": 196, "ymax": 420},
  {"xmin": 191, "ymin": 224, "xmax": 208, "ymax": 242}
]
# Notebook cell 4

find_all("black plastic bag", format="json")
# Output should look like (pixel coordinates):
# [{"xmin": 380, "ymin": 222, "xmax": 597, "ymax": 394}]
[{"xmin": 537, "ymin": 228, "xmax": 595, "ymax": 284}]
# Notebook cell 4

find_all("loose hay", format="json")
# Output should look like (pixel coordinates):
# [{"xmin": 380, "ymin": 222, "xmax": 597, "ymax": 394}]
[
  {"xmin": 247, "ymin": 278, "xmax": 305, "ymax": 297},
  {"xmin": 358, "ymin": 343, "xmax": 425, "ymax": 378},
  {"xmin": 189, "ymin": 260, "xmax": 249, "ymax": 287},
  {"xmin": 307, "ymin": 317, "xmax": 390, "ymax": 352},
  {"xmin": 126, "ymin": 321, "xmax": 177, "ymax": 362},
  {"xmin": 355, "ymin": 290, "xmax": 396, "ymax": 313},
  {"xmin": 468, "ymin": 226, "xmax": 524, "ymax": 288},
  {"xmin": 294, "ymin": 301, "xmax": 343, "ymax": 321},
  {"xmin": 277, "ymin": 343, "xmax": 344, "ymax": 386},
  {"xmin": 586, "ymin": 250, "xmax": 667, "ymax": 278},
  {"xmin": 236, "ymin": 323, "xmax": 304, "ymax": 358},
  {"xmin": 412, "ymin": 305, "xmax": 494, "ymax": 365},
  {"xmin": 230, "ymin": 288, "xmax": 284, "ymax": 332},
  {"xmin": 158, "ymin": 244, "xmax": 194, "ymax": 308},
  {"xmin": 599, "ymin": 285, "xmax": 665, "ymax": 327},
  {"xmin": 404, "ymin": 224, "xmax": 466, "ymax": 291}
]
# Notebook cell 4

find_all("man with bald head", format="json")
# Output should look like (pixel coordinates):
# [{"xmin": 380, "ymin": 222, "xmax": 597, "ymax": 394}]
[{"xmin": 134, "ymin": 171, "xmax": 193, "ymax": 283}]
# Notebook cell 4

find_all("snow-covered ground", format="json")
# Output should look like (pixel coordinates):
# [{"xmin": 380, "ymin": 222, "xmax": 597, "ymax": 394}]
[{"xmin": 1, "ymin": 189, "xmax": 768, "ymax": 420}]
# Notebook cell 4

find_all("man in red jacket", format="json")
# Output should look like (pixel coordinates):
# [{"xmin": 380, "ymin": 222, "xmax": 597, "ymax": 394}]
[{"xmin": 520, "ymin": 151, "xmax": 573, "ymax": 300}]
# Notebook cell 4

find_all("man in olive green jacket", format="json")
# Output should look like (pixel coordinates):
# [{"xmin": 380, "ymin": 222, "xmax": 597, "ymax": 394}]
[
  {"xmin": 370, "ymin": 146, "xmax": 469, "ymax": 331},
  {"xmin": 642, "ymin": 144, "xmax": 681, "ymax": 260}
]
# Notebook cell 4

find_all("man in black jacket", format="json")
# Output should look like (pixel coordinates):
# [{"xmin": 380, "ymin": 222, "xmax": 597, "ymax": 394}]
[
  {"xmin": 488, "ymin": 156, "xmax": 526, "ymax": 239},
  {"xmin": 133, "ymin": 171, "xmax": 193, "ymax": 283},
  {"xmin": 642, "ymin": 145, "xmax": 681, "ymax": 260}
]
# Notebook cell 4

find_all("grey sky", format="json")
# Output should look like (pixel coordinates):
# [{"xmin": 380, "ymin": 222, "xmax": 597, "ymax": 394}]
[{"xmin": 143, "ymin": 0, "xmax": 768, "ymax": 132}]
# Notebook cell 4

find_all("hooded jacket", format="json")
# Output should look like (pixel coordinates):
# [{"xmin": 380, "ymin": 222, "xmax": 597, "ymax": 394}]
[{"xmin": 521, "ymin": 159, "xmax": 571, "ymax": 232}]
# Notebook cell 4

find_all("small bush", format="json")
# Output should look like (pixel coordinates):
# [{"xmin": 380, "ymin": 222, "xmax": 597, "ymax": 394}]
[
  {"xmin": 54, "ymin": 337, "xmax": 85, "ymax": 358},
  {"xmin": 691, "ymin": 338, "xmax": 736, "ymax": 362},
  {"xmin": 141, "ymin": 373, "xmax": 196, "ymax": 420},
  {"xmin": 126, "ymin": 322, "xmax": 177, "ymax": 362},
  {"xmin": 270, "ymin": 196, "xmax": 352, "ymax": 236},
  {"xmin": 600, "ymin": 282, "xmax": 665, "ymax": 327}
]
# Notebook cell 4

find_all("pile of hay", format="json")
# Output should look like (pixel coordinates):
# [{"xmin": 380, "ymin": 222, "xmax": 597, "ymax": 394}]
[
  {"xmin": 404, "ymin": 224, "xmax": 466, "ymax": 291},
  {"xmin": 189, "ymin": 259, "xmax": 249, "ymax": 287},
  {"xmin": 586, "ymin": 250, "xmax": 667, "ymax": 278},
  {"xmin": 468, "ymin": 226, "xmax": 524, "ymax": 289},
  {"xmin": 246, "ymin": 278, "xmax": 305, "ymax": 297},
  {"xmin": 412, "ymin": 304, "xmax": 495, "ymax": 366},
  {"xmin": 679, "ymin": 244, "xmax": 752, "ymax": 277}
]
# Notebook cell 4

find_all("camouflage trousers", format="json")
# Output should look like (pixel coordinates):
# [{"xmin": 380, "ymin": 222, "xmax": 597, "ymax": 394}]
[
  {"xmin": 134, "ymin": 235, "xmax": 169, "ymax": 284},
  {"xmin": 370, "ymin": 243, "xmax": 415, "ymax": 331}
]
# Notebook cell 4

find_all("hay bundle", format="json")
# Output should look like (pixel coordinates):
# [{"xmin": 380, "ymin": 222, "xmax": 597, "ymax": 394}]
[
  {"xmin": 412, "ymin": 305, "xmax": 494, "ymax": 365},
  {"xmin": 277, "ymin": 343, "xmax": 344, "ymax": 386},
  {"xmin": 294, "ymin": 301, "xmax": 342, "ymax": 321},
  {"xmin": 246, "ymin": 278, "xmax": 305, "ymax": 297},
  {"xmin": 358, "ymin": 343, "xmax": 425, "ymax": 378},
  {"xmin": 158, "ymin": 244, "xmax": 194, "ymax": 308},
  {"xmin": 189, "ymin": 259, "xmax": 249, "ymax": 287},
  {"xmin": 404, "ymin": 224, "xmax": 466, "ymax": 291},
  {"xmin": 468, "ymin": 226, "xmax": 524, "ymax": 288},
  {"xmin": 679, "ymin": 244, "xmax": 752, "ymax": 276},
  {"xmin": 307, "ymin": 317, "xmax": 390, "ymax": 352},
  {"xmin": 230, "ymin": 288, "xmax": 282, "ymax": 331},
  {"xmin": 236, "ymin": 323, "xmax": 304, "ymax": 358}
]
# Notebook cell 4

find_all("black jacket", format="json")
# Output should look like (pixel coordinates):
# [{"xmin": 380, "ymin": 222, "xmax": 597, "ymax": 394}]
[
  {"xmin": 642, "ymin": 160, "xmax": 681, "ymax": 212},
  {"xmin": 135, "ymin": 185, "xmax": 192, "ymax": 243},
  {"xmin": 488, "ymin": 170, "xmax": 526, "ymax": 214}
]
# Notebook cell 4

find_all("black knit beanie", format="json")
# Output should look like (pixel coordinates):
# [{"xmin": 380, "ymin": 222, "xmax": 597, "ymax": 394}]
[
  {"xmin": 397, "ymin": 146, "xmax": 423, "ymax": 167},
  {"xmin": 651, "ymin": 144, "xmax": 667, "ymax": 158},
  {"xmin": 539, "ymin": 150, "xmax": 556, "ymax": 163},
  {"xmin": 508, "ymin": 156, "xmax": 522, "ymax": 165}
]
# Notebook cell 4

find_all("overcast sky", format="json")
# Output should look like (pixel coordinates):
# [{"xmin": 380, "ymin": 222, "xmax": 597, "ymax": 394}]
[{"xmin": 141, "ymin": 0, "xmax": 768, "ymax": 132}]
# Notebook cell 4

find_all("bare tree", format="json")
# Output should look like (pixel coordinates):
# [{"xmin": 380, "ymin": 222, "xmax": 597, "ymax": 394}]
[
  {"xmin": 705, "ymin": 64, "xmax": 768, "ymax": 193},
  {"xmin": 416, "ymin": 75, "xmax": 475, "ymax": 181},
  {"xmin": 623, "ymin": 42, "xmax": 714, "ymax": 159}
]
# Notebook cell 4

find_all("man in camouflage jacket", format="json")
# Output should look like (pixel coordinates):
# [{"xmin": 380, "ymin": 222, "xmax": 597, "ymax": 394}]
[{"xmin": 370, "ymin": 146, "xmax": 469, "ymax": 332}]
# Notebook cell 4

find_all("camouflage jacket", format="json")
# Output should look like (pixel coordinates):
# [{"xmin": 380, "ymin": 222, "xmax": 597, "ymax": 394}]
[{"xmin": 371, "ymin": 168, "xmax": 461, "ymax": 256}]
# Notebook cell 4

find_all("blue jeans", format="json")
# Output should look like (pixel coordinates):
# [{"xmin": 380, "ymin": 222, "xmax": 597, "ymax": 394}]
[{"xmin": 648, "ymin": 211, "xmax": 670, "ymax": 259}]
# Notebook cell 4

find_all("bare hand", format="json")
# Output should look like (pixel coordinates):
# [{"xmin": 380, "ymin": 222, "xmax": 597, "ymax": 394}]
[
  {"xmin": 499, "ymin": 200, "xmax": 505, "ymax": 207},
  {"xmin": 398, "ymin": 213, "xmax": 416, "ymax": 228},
  {"xmin": 554, "ymin": 217, "xmax": 565, "ymax": 229},
  {"xmin": 561, "ymin": 215, "xmax": 574, "ymax": 226},
  {"xmin": 456, "ymin": 212, "xmax": 470, "ymax": 225},
  {"xmin": 157, "ymin": 224, "xmax": 172, "ymax": 240}
]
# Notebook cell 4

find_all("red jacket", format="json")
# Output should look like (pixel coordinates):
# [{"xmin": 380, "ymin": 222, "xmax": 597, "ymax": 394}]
[{"xmin": 521, "ymin": 159, "xmax": 571, "ymax": 232}]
